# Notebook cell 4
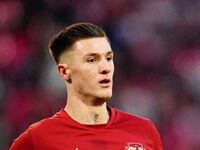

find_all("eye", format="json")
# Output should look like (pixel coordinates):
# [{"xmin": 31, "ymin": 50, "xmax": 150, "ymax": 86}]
[
  {"xmin": 88, "ymin": 58, "xmax": 96, "ymax": 63},
  {"xmin": 106, "ymin": 56, "xmax": 112, "ymax": 61}
]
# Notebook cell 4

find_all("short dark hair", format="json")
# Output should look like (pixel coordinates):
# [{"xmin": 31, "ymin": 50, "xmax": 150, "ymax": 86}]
[{"xmin": 49, "ymin": 22, "xmax": 109, "ymax": 64}]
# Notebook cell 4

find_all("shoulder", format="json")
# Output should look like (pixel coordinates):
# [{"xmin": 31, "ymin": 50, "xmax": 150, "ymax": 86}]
[
  {"xmin": 111, "ymin": 107, "xmax": 154, "ymax": 130},
  {"xmin": 10, "ymin": 130, "xmax": 33, "ymax": 150},
  {"xmin": 113, "ymin": 107, "xmax": 151, "ymax": 123},
  {"xmin": 28, "ymin": 109, "xmax": 66, "ymax": 133},
  {"xmin": 112, "ymin": 108, "xmax": 163, "ymax": 149},
  {"xmin": 10, "ymin": 109, "xmax": 67, "ymax": 149},
  {"xmin": 111, "ymin": 107, "xmax": 162, "ymax": 140}
]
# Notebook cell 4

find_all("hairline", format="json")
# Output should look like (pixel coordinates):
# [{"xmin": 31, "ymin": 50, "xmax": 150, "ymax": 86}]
[{"xmin": 58, "ymin": 36, "xmax": 110, "ymax": 64}]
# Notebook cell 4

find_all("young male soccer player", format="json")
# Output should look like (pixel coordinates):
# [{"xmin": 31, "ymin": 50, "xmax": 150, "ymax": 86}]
[{"xmin": 10, "ymin": 23, "xmax": 163, "ymax": 150}]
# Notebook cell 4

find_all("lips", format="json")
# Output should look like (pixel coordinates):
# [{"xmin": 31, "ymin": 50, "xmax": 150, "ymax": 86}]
[{"xmin": 99, "ymin": 78, "xmax": 111, "ymax": 87}]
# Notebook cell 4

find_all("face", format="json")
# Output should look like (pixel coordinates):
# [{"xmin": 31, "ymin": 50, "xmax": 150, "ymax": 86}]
[{"xmin": 67, "ymin": 37, "xmax": 114, "ymax": 103}]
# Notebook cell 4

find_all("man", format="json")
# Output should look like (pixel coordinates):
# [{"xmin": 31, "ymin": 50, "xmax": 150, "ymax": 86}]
[{"xmin": 10, "ymin": 23, "xmax": 163, "ymax": 150}]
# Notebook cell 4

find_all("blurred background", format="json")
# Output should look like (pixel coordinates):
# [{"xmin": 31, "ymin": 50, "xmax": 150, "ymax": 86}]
[{"xmin": 0, "ymin": 0, "xmax": 200, "ymax": 149}]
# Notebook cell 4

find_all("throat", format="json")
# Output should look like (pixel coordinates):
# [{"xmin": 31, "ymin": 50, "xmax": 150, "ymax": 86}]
[
  {"xmin": 64, "ymin": 102, "xmax": 110, "ymax": 124},
  {"xmin": 94, "ymin": 114, "xmax": 99, "ymax": 124}
]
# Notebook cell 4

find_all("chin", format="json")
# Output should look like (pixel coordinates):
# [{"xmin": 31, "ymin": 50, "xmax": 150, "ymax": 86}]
[{"xmin": 96, "ymin": 93, "xmax": 112, "ymax": 103}]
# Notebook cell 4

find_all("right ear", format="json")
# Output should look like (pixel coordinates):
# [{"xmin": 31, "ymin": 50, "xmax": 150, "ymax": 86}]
[{"xmin": 57, "ymin": 64, "xmax": 71, "ymax": 82}]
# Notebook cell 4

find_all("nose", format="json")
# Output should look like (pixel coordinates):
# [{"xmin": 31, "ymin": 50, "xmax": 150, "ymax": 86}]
[{"xmin": 99, "ymin": 60, "xmax": 111, "ymax": 74}]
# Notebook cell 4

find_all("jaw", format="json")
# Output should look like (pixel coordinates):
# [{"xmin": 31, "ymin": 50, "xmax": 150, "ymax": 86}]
[
  {"xmin": 92, "ymin": 95, "xmax": 111, "ymax": 106},
  {"xmin": 81, "ymin": 88, "xmax": 112, "ymax": 106},
  {"xmin": 95, "ymin": 88, "xmax": 112, "ymax": 101},
  {"xmin": 67, "ymin": 80, "xmax": 113, "ymax": 106}
]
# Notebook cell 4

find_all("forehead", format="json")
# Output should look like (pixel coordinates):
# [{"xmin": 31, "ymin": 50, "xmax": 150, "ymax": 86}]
[{"xmin": 72, "ymin": 37, "xmax": 112, "ymax": 55}]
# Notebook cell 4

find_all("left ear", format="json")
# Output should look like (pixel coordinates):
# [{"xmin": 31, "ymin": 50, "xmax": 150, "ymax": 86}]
[{"xmin": 57, "ymin": 64, "xmax": 71, "ymax": 82}]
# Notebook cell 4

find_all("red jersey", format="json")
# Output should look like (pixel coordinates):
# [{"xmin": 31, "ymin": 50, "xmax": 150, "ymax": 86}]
[{"xmin": 10, "ymin": 106, "xmax": 163, "ymax": 150}]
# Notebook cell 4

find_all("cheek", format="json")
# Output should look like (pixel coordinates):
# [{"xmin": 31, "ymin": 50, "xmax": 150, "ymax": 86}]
[
  {"xmin": 72, "ymin": 69, "xmax": 95, "ymax": 84},
  {"xmin": 110, "ymin": 64, "xmax": 115, "ymax": 76},
  {"xmin": 72, "ymin": 69, "xmax": 97, "ymax": 93},
  {"xmin": 82, "ymin": 70, "xmax": 96, "ymax": 85}
]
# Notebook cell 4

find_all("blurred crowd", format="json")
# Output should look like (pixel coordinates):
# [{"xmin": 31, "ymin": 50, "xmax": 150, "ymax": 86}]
[{"xmin": 0, "ymin": 0, "xmax": 200, "ymax": 149}]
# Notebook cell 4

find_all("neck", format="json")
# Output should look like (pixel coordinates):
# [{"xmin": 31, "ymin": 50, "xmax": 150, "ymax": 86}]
[{"xmin": 64, "ymin": 95, "xmax": 110, "ymax": 125}]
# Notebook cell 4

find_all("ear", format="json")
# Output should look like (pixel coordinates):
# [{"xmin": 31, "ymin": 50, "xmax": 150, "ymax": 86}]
[{"xmin": 57, "ymin": 64, "xmax": 72, "ymax": 83}]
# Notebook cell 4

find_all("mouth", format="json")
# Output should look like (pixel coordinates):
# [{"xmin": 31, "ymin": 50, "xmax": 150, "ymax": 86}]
[{"xmin": 99, "ymin": 78, "xmax": 111, "ymax": 87}]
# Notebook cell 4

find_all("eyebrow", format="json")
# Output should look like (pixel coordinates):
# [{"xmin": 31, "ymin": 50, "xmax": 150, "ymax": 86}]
[{"xmin": 84, "ymin": 51, "xmax": 113, "ymax": 57}]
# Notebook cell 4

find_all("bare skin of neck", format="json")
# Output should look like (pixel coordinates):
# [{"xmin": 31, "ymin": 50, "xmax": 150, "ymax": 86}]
[{"xmin": 64, "ymin": 94, "xmax": 110, "ymax": 125}]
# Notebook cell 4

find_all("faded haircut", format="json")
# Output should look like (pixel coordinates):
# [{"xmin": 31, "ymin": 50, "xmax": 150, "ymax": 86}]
[{"xmin": 48, "ymin": 23, "xmax": 109, "ymax": 64}]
